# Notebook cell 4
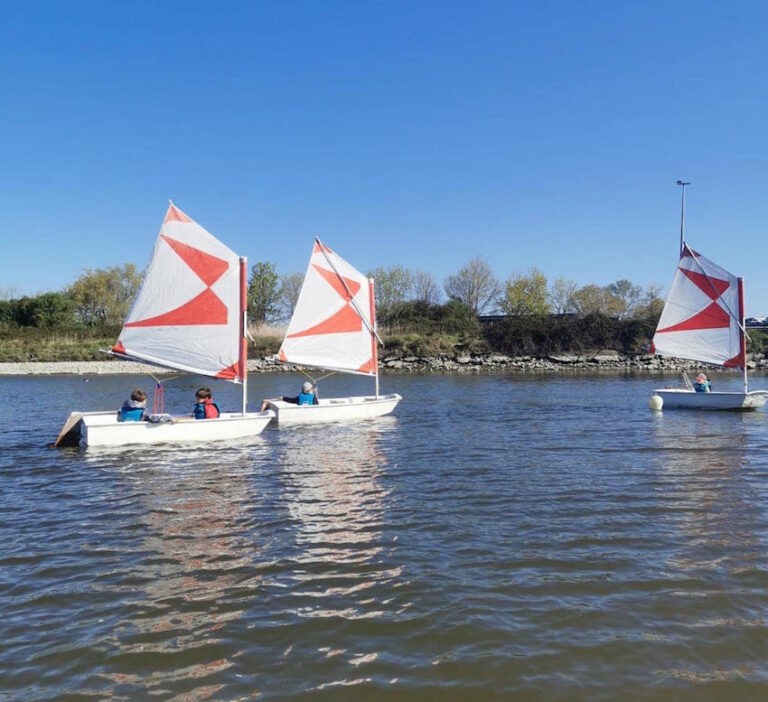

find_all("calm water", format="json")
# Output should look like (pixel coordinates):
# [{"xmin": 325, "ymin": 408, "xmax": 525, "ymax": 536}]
[{"xmin": 3, "ymin": 371, "xmax": 768, "ymax": 701}]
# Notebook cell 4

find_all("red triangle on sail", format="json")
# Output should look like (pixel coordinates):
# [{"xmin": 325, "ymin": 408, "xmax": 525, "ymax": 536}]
[
  {"xmin": 216, "ymin": 360, "xmax": 242, "ymax": 380},
  {"xmin": 358, "ymin": 357, "xmax": 377, "ymax": 374},
  {"xmin": 724, "ymin": 352, "xmax": 744, "ymax": 368},
  {"xmin": 657, "ymin": 301, "xmax": 730, "ymax": 334},
  {"xmin": 164, "ymin": 203, "xmax": 192, "ymax": 223},
  {"xmin": 126, "ymin": 288, "xmax": 228, "ymax": 327},
  {"xmin": 112, "ymin": 340, "xmax": 127, "ymax": 354},
  {"xmin": 279, "ymin": 348, "xmax": 287, "ymax": 362},
  {"xmin": 162, "ymin": 235, "xmax": 229, "ymax": 287},
  {"xmin": 313, "ymin": 241, "xmax": 334, "ymax": 255},
  {"xmin": 287, "ymin": 303, "xmax": 362, "ymax": 338},
  {"xmin": 313, "ymin": 264, "xmax": 361, "ymax": 301},
  {"xmin": 680, "ymin": 267, "xmax": 730, "ymax": 301}
]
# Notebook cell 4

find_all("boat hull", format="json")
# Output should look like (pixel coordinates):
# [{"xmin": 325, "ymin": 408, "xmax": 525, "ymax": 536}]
[
  {"xmin": 266, "ymin": 393, "xmax": 402, "ymax": 425},
  {"xmin": 56, "ymin": 410, "xmax": 274, "ymax": 447},
  {"xmin": 653, "ymin": 389, "xmax": 768, "ymax": 411}
]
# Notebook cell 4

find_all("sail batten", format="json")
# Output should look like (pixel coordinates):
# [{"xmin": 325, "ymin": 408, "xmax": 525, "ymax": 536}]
[
  {"xmin": 279, "ymin": 238, "xmax": 376, "ymax": 375},
  {"xmin": 113, "ymin": 203, "xmax": 245, "ymax": 382},
  {"xmin": 652, "ymin": 243, "xmax": 744, "ymax": 369}
]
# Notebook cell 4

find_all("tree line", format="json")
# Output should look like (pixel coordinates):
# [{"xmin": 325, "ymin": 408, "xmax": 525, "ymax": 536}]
[{"xmin": 1, "ymin": 257, "xmax": 663, "ymax": 333}]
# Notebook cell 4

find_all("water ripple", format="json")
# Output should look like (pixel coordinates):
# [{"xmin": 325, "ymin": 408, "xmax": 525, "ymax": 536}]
[{"xmin": 2, "ymin": 373, "xmax": 768, "ymax": 699}]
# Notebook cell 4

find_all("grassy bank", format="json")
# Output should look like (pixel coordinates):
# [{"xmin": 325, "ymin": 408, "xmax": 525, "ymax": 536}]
[
  {"xmin": 0, "ymin": 327, "xmax": 123, "ymax": 362},
  {"xmin": 4, "ymin": 317, "xmax": 766, "ymax": 363}
]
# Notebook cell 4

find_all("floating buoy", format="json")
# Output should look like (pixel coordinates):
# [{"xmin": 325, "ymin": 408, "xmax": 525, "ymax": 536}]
[{"xmin": 649, "ymin": 394, "xmax": 663, "ymax": 411}]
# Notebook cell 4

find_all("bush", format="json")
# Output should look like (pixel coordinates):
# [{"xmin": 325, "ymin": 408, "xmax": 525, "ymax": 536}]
[
  {"xmin": 0, "ymin": 293, "xmax": 76, "ymax": 329},
  {"xmin": 482, "ymin": 313, "xmax": 656, "ymax": 356},
  {"xmin": 381, "ymin": 299, "xmax": 481, "ymax": 337}
]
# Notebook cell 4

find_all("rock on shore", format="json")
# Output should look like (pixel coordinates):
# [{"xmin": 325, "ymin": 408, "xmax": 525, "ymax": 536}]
[{"xmin": 2, "ymin": 350, "xmax": 767, "ymax": 376}]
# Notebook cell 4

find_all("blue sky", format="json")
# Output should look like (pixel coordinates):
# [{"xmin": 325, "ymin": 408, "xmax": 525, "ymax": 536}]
[{"xmin": 2, "ymin": 1, "xmax": 768, "ymax": 311}]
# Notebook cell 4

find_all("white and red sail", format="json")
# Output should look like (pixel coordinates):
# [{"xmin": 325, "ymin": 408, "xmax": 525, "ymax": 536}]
[
  {"xmin": 651, "ymin": 243, "xmax": 745, "ymax": 368},
  {"xmin": 112, "ymin": 202, "xmax": 246, "ymax": 382},
  {"xmin": 278, "ymin": 238, "xmax": 377, "ymax": 375}
]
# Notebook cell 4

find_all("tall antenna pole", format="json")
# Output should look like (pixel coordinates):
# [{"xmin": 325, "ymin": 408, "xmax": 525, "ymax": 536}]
[{"xmin": 677, "ymin": 180, "xmax": 690, "ymax": 254}]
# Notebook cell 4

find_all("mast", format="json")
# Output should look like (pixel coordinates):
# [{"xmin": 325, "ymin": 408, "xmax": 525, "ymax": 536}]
[
  {"xmin": 677, "ymin": 180, "xmax": 690, "ymax": 255},
  {"xmin": 369, "ymin": 278, "xmax": 379, "ymax": 398},
  {"xmin": 738, "ymin": 277, "xmax": 748, "ymax": 393},
  {"xmin": 240, "ymin": 256, "xmax": 248, "ymax": 415}
]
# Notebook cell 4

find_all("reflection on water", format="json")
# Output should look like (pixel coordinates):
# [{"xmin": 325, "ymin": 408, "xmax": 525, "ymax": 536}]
[
  {"xmin": 4, "ymin": 373, "xmax": 768, "ymax": 700},
  {"xmin": 95, "ymin": 449, "xmax": 261, "ymax": 696},
  {"xmin": 649, "ymin": 412, "xmax": 768, "ymax": 685}
]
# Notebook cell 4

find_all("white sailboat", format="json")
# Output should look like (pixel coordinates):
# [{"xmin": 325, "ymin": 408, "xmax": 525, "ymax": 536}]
[
  {"xmin": 55, "ymin": 203, "xmax": 274, "ymax": 447},
  {"xmin": 263, "ymin": 237, "xmax": 401, "ymax": 424},
  {"xmin": 650, "ymin": 183, "xmax": 767, "ymax": 411}
]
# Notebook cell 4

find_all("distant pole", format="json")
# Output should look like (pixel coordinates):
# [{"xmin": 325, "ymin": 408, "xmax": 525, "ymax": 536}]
[{"xmin": 677, "ymin": 180, "xmax": 690, "ymax": 255}]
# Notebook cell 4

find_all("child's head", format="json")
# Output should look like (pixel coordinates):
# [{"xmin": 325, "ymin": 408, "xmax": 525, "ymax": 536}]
[
  {"xmin": 131, "ymin": 389, "xmax": 147, "ymax": 404},
  {"xmin": 196, "ymin": 387, "xmax": 212, "ymax": 401}
]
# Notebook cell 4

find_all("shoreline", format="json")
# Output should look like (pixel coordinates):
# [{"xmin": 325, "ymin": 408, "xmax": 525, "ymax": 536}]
[{"xmin": 2, "ymin": 352, "xmax": 766, "ymax": 376}]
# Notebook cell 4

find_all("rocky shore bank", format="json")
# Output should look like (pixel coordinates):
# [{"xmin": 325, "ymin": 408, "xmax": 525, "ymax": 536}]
[{"xmin": 2, "ymin": 350, "xmax": 767, "ymax": 376}]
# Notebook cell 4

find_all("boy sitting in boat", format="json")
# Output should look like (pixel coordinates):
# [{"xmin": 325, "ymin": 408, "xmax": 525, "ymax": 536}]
[
  {"xmin": 694, "ymin": 373, "xmax": 712, "ymax": 393},
  {"xmin": 260, "ymin": 381, "xmax": 319, "ymax": 412},
  {"xmin": 118, "ymin": 389, "xmax": 147, "ymax": 421},
  {"xmin": 193, "ymin": 387, "xmax": 221, "ymax": 419}
]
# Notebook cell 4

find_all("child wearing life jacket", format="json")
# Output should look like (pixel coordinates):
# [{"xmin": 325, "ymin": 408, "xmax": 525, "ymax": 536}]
[
  {"xmin": 694, "ymin": 373, "xmax": 712, "ymax": 393},
  {"xmin": 260, "ymin": 381, "xmax": 319, "ymax": 411},
  {"xmin": 118, "ymin": 388, "xmax": 147, "ymax": 421},
  {"xmin": 193, "ymin": 387, "xmax": 221, "ymax": 419}
]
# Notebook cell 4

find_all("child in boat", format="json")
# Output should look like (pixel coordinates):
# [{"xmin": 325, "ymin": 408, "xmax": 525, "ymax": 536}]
[
  {"xmin": 694, "ymin": 373, "xmax": 712, "ymax": 393},
  {"xmin": 118, "ymin": 389, "xmax": 147, "ymax": 421},
  {"xmin": 193, "ymin": 387, "xmax": 221, "ymax": 419},
  {"xmin": 260, "ymin": 381, "xmax": 319, "ymax": 411}
]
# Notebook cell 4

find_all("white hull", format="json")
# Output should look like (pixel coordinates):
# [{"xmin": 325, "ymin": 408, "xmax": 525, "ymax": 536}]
[
  {"xmin": 55, "ymin": 410, "xmax": 274, "ymax": 447},
  {"xmin": 266, "ymin": 393, "xmax": 401, "ymax": 425},
  {"xmin": 653, "ymin": 388, "xmax": 768, "ymax": 411}
]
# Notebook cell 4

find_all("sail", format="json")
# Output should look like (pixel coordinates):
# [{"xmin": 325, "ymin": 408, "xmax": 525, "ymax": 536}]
[
  {"xmin": 112, "ymin": 203, "xmax": 245, "ymax": 381},
  {"xmin": 278, "ymin": 238, "xmax": 377, "ymax": 375},
  {"xmin": 651, "ymin": 243, "xmax": 745, "ymax": 368}
]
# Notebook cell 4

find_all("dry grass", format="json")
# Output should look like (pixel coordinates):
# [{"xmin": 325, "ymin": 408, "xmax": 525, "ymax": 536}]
[
  {"xmin": 0, "ymin": 328, "xmax": 119, "ymax": 362},
  {"xmin": 249, "ymin": 323, "xmax": 288, "ymax": 337}
]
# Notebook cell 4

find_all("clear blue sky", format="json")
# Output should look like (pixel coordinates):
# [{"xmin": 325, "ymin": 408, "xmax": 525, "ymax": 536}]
[{"xmin": 2, "ymin": 1, "xmax": 768, "ymax": 311}]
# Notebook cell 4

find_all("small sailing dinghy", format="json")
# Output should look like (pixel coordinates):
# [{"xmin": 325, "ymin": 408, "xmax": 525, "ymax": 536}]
[
  {"xmin": 55, "ymin": 203, "xmax": 274, "ymax": 447},
  {"xmin": 650, "ymin": 186, "xmax": 767, "ymax": 411},
  {"xmin": 263, "ymin": 237, "xmax": 401, "ymax": 424}
]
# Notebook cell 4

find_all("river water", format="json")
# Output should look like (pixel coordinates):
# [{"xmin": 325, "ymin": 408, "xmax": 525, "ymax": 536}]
[{"xmin": 2, "ymin": 372, "xmax": 768, "ymax": 700}]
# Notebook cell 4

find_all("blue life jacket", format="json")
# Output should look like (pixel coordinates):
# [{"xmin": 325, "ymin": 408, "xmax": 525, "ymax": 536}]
[
  {"xmin": 194, "ymin": 401, "xmax": 221, "ymax": 419},
  {"xmin": 119, "ymin": 405, "xmax": 145, "ymax": 422},
  {"xmin": 694, "ymin": 381, "xmax": 711, "ymax": 393},
  {"xmin": 298, "ymin": 391, "xmax": 315, "ymax": 406}
]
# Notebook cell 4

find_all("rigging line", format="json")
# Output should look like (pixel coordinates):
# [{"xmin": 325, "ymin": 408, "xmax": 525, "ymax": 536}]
[
  {"xmin": 315, "ymin": 236, "xmax": 384, "ymax": 345},
  {"xmin": 297, "ymin": 368, "xmax": 337, "ymax": 384}
]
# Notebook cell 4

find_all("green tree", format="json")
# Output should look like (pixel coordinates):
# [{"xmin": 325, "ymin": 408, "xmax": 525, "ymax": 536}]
[
  {"xmin": 68, "ymin": 264, "xmax": 142, "ymax": 326},
  {"xmin": 571, "ymin": 284, "xmax": 625, "ymax": 317},
  {"xmin": 368, "ymin": 266, "xmax": 413, "ymax": 317},
  {"xmin": 500, "ymin": 267, "xmax": 550, "ymax": 316},
  {"xmin": 606, "ymin": 279, "xmax": 643, "ymax": 319},
  {"xmin": 248, "ymin": 261, "xmax": 280, "ymax": 325},
  {"xmin": 444, "ymin": 257, "xmax": 501, "ymax": 314},
  {"xmin": 28, "ymin": 292, "xmax": 75, "ymax": 328}
]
